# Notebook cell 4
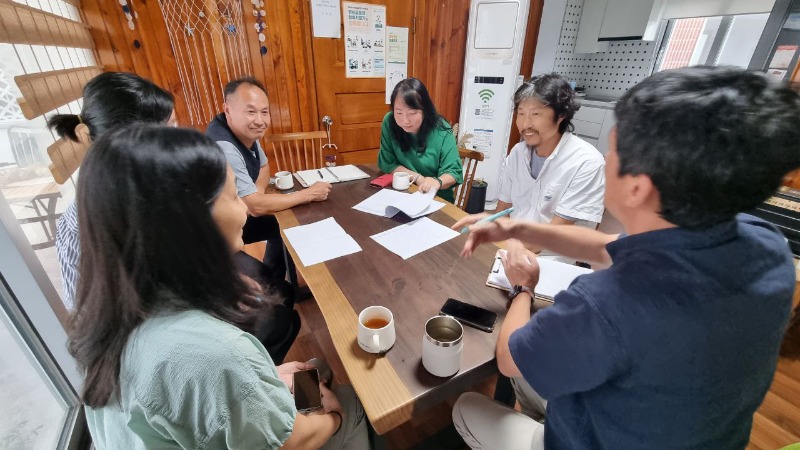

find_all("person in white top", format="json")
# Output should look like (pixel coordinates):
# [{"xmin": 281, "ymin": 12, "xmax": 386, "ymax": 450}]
[{"xmin": 497, "ymin": 73, "xmax": 605, "ymax": 262}]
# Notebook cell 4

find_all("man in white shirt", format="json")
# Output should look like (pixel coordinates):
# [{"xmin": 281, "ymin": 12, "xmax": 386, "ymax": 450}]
[{"xmin": 497, "ymin": 74, "xmax": 605, "ymax": 262}]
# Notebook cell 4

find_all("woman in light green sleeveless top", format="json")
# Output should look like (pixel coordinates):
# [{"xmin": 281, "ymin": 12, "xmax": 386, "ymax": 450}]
[{"xmin": 68, "ymin": 125, "xmax": 371, "ymax": 449}]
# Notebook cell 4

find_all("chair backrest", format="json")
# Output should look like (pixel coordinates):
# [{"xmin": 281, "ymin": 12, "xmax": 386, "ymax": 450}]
[
  {"xmin": 266, "ymin": 131, "xmax": 329, "ymax": 173},
  {"xmin": 48, "ymin": 137, "xmax": 88, "ymax": 184},
  {"xmin": 454, "ymin": 147, "xmax": 484, "ymax": 210}
]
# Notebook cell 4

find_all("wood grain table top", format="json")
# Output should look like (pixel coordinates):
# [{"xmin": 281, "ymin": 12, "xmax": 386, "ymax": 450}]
[{"xmin": 274, "ymin": 166, "xmax": 508, "ymax": 434}]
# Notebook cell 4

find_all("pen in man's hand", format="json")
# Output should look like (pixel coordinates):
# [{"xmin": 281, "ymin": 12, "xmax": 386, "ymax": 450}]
[{"xmin": 459, "ymin": 207, "xmax": 515, "ymax": 234}]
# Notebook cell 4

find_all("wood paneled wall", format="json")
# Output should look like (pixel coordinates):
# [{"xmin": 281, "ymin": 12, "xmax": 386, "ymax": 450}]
[
  {"xmin": 412, "ymin": 0, "xmax": 470, "ymax": 125},
  {"xmin": 81, "ymin": 0, "xmax": 543, "ymax": 153},
  {"xmin": 80, "ymin": 0, "xmax": 316, "ymax": 134}
]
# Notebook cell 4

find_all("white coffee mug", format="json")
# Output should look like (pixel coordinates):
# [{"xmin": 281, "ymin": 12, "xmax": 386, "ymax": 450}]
[
  {"xmin": 275, "ymin": 171, "xmax": 294, "ymax": 190},
  {"xmin": 422, "ymin": 315, "xmax": 463, "ymax": 377},
  {"xmin": 392, "ymin": 171, "xmax": 412, "ymax": 190},
  {"xmin": 357, "ymin": 306, "xmax": 396, "ymax": 354}
]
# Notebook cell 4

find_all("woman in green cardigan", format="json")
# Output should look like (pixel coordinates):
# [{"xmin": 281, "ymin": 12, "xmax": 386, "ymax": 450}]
[{"xmin": 378, "ymin": 78, "xmax": 463, "ymax": 203}]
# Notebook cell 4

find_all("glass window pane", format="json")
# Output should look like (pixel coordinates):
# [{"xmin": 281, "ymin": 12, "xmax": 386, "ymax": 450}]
[{"xmin": 0, "ymin": 308, "xmax": 68, "ymax": 449}]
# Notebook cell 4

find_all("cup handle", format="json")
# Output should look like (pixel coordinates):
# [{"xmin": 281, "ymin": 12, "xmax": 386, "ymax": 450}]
[{"xmin": 372, "ymin": 333, "xmax": 381, "ymax": 352}]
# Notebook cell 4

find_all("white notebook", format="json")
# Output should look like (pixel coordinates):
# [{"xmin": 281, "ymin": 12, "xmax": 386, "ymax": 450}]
[
  {"xmin": 487, "ymin": 249, "xmax": 593, "ymax": 301},
  {"xmin": 294, "ymin": 165, "xmax": 369, "ymax": 187}
]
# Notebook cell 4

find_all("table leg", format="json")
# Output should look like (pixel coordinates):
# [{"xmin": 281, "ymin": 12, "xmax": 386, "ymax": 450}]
[{"xmin": 283, "ymin": 244, "xmax": 300, "ymax": 302}]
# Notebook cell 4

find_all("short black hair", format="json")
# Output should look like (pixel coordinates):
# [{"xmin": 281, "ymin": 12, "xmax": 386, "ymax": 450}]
[
  {"xmin": 224, "ymin": 76, "xmax": 267, "ymax": 101},
  {"xmin": 514, "ymin": 73, "xmax": 579, "ymax": 134},
  {"xmin": 614, "ymin": 66, "xmax": 800, "ymax": 229}
]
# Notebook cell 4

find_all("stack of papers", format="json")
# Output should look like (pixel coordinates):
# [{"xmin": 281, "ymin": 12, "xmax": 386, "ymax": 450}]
[
  {"xmin": 353, "ymin": 189, "xmax": 445, "ymax": 219},
  {"xmin": 371, "ymin": 217, "xmax": 460, "ymax": 259},
  {"xmin": 294, "ymin": 165, "xmax": 370, "ymax": 187},
  {"xmin": 487, "ymin": 249, "xmax": 593, "ymax": 301},
  {"xmin": 283, "ymin": 218, "xmax": 362, "ymax": 266}
]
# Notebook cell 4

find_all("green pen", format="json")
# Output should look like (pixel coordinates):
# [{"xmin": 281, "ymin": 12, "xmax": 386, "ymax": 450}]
[{"xmin": 460, "ymin": 207, "xmax": 515, "ymax": 234}]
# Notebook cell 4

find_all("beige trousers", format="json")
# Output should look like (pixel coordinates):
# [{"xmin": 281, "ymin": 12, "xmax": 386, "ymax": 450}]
[{"xmin": 452, "ymin": 377, "xmax": 547, "ymax": 450}]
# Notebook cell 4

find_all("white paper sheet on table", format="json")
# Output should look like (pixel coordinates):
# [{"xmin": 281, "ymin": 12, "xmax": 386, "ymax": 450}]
[
  {"xmin": 370, "ymin": 217, "xmax": 460, "ymax": 259},
  {"xmin": 283, "ymin": 217, "xmax": 362, "ymax": 266},
  {"xmin": 352, "ymin": 189, "xmax": 444, "ymax": 218}
]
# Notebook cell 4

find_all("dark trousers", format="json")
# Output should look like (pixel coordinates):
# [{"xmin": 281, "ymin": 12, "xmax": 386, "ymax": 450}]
[
  {"xmin": 234, "ymin": 251, "xmax": 300, "ymax": 364},
  {"xmin": 242, "ymin": 214, "xmax": 287, "ymax": 282}
]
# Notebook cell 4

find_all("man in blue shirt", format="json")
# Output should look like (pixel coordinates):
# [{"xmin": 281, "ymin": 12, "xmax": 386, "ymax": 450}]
[{"xmin": 451, "ymin": 67, "xmax": 800, "ymax": 449}]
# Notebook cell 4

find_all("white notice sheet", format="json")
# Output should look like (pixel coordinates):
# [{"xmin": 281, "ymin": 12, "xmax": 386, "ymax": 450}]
[
  {"xmin": 283, "ymin": 217, "xmax": 362, "ymax": 266},
  {"xmin": 353, "ymin": 189, "xmax": 444, "ymax": 218},
  {"xmin": 370, "ymin": 217, "xmax": 460, "ymax": 259}
]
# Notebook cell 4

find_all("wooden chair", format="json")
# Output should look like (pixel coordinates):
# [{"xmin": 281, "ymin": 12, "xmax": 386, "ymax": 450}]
[
  {"xmin": 266, "ymin": 131, "xmax": 329, "ymax": 173},
  {"xmin": 454, "ymin": 147, "xmax": 484, "ymax": 210}
]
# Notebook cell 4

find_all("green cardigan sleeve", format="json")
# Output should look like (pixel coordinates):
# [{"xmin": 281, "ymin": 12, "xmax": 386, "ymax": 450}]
[
  {"xmin": 436, "ymin": 127, "xmax": 463, "ymax": 185},
  {"xmin": 377, "ymin": 112, "xmax": 399, "ymax": 173}
]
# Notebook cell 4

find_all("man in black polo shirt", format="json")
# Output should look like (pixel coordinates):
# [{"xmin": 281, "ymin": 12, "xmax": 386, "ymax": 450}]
[
  {"xmin": 452, "ymin": 67, "xmax": 800, "ymax": 449},
  {"xmin": 206, "ymin": 77, "xmax": 331, "ymax": 290}
]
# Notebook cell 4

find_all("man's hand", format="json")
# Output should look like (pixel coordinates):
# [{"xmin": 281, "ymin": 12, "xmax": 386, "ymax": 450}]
[
  {"xmin": 302, "ymin": 182, "xmax": 332, "ymax": 202},
  {"xmin": 452, "ymin": 214, "xmax": 516, "ymax": 257},
  {"xmin": 416, "ymin": 176, "xmax": 440, "ymax": 194},
  {"xmin": 502, "ymin": 247, "xmax": 540, "ymax": 288},
  {"xmin": 276, "ymin": 361, "xmax": 314, "ymax": 393}
]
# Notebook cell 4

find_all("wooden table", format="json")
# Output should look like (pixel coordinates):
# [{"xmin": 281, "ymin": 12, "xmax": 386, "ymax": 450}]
[
  {"xmin": 274, "ymin": 166, "xmax": 508, "ymax": 434},
  {"xmin": 2, "ymin": 181, "xmax": 62, "ymax": 249}
]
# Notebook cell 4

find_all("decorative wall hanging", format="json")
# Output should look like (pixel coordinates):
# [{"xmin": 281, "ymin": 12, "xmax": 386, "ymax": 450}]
[
  {"xmin": 250, "ymin": 0, "xmax": 268, "ymax": 56},
  {"xmin": 119, "ymin": 0, "xmax": 138, "ymax": 30},
  {"xmin": 158, "ymin": 0, "xmax": 255, "ymax": 126}
]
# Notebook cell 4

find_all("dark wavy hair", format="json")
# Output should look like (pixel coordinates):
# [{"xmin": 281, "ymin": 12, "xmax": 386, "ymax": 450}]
[
  {"xmin": 47, "ymin": 72, "xmax": 174, "ymax": 142},
  {"xmin": 514, "ymin": 73, "xmax": 579, "ymax": 134},
  {"xmin": 68, "ymin": 125, "xmax": 262, "ymax": 407},
  {"xmin": 614, "ymin": 66, "xmax": 800, "ymax": 229},
  {"xmin": 389, "ymin": 78, "xmax": 451, "ymax": 153}
]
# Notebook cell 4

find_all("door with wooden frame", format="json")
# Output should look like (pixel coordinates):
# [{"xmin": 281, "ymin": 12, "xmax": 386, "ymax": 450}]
[{"xmin": 310, "ymin": 1, "xmax": 414, "ymax": 165}]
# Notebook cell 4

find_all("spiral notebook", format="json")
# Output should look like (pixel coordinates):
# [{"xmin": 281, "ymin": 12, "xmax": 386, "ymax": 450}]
[
  {"xmin": 487, "ymin": 249, "xmax": 593, "ymax": 302},
  {"xmin": 294, "ymin": 165, "xmax": 369, "ymax": 187}
]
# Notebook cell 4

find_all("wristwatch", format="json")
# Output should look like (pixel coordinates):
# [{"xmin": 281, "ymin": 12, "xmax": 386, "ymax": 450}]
[{"xmin": 507, "ymin": 285, "xmax": 533, "ymax": 302}]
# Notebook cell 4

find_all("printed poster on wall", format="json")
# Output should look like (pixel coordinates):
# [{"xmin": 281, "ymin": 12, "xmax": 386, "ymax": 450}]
[
  {"xmin": 343, "ymin": 2, "xmax": 385, "ymax": 78},
  {"xmin": 385, "ymin": 26, "xmax": 408, "ymax": 103},
  {"xmin": 311, "ymin": 0, "xmax": 341, "ymax": 38}
]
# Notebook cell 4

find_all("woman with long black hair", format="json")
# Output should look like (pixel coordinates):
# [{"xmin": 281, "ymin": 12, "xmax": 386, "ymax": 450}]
[
  {"xmin": 70, "ymin": 124, "xmax": 370, "ymax": 449},
  {"xmin": 377, "ymin": 78, "xmax": 463, "ymax": 203}
]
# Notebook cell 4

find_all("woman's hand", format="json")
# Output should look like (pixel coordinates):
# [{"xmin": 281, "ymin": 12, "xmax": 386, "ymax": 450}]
[
  {"xmin": 320, "ymin": 384, "xmax": 343, "ymax": 415},
  {"xmin": 416, "ymin": 176, "xmax": 441, "ymax": 193},
  {"xmin": 276, "ymin": 361, "xmax": 314, "ymax": 393}
]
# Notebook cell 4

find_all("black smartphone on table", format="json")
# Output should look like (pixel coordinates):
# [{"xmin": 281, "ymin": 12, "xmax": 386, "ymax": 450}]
[
  {"xmin": 293, "ymin": 368, "xmax": 322, "ymax": 413},
  {"xmin": 440, "ymin": 298, "xmax": 497, "ymax": 333}
]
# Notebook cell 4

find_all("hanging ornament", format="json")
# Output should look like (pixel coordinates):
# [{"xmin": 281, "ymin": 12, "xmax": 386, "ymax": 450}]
[
  {"xmin": 185, "ymin": 23, "xmax": 195, "ymax": 36},
  {"xmin": 227, "ymin": 24, "xmax": 237, "ymax": 34},
  {"xmin": 251, "ymin": 3, "xmax": 268, "ymax": 56},
  {"xmin": 119, "ymin": 0, "xmax": 137, "ymax": 31}
]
